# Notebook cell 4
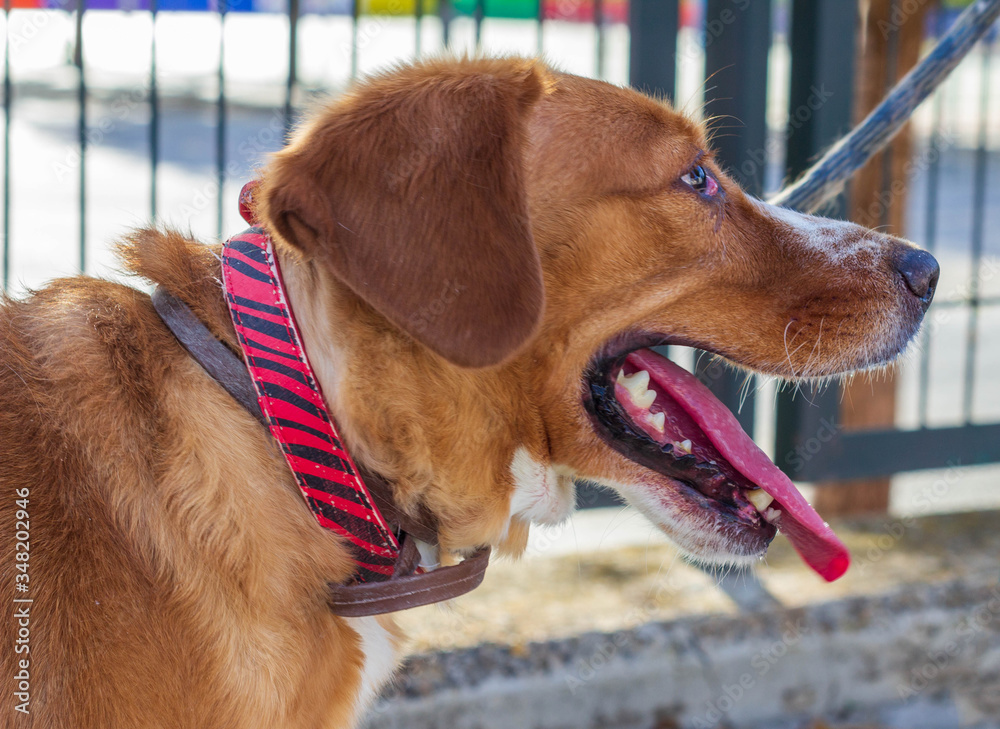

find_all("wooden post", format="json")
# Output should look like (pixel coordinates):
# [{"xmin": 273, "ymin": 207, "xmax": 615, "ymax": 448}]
[{"xmin": 813, "ymin": 0, "xmax": 930, "ymax": 516}]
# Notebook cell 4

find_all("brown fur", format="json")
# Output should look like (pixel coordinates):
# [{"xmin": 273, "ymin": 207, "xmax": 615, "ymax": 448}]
[{"xmin": 1, "ymin": 57, "xmax": 930, "ymax": 727}]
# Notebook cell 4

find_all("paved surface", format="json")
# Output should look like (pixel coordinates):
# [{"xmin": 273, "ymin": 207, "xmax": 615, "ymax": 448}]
[
  {"xmin": 396, "ymin": 508, "xmax": 1000, "ymax": 652},
  {"xmin": 365, "ymin": 508, "xmax": 1000, "ymax": 728}
]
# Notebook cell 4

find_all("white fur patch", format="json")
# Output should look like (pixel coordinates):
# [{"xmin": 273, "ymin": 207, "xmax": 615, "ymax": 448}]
[
  {"xmin": 753, "ymin": 197, "xmax": 883, "ymax": 263},
  {"xmin": 509, "ymin": 447, "xmax": 576, "ymax": 526},
  {"xmin": 345, "ymin": 616, "xmax": 397, "ymax": 718}
]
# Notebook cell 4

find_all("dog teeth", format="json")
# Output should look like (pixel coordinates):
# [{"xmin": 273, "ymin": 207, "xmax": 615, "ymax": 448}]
[
  {"xmin": 763, "ymin": 507, "xmax": 782, "ymax": 523},
  {"xmin": 746, "ymin": 488, "xmax": 774, "ymax": 511},
  {"xmin": 617, "ymin": 369, "xmax": 656, "ymax": 409},
  {"xmin": 649, "ymin": 411, "xmax": 665, "ymax": 432},
  {"xmin": 670, "ymin": 439, "xmax": 692, "ymax": 455}
]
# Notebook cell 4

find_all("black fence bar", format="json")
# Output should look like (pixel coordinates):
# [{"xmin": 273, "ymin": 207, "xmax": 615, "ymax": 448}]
[
  {"xmin": 535, "ymin": 0, "xmax": 543, "ymax": 54},
  {"xmin": 216, "ymin": 1, "xmax": 226, "ymax": 240},
  {"xmin": 774, "ymin": 0, "xmax": 857, "ymax": 477},
  {"xmin": 962, "ymin": 39, "xmax": 992, "ymax": 423},
  {"xmin": 698, "ymin": 0, "xmax": 772, "ymax": 438},
  {"xmin": 774, "ymin": 382, "xmax": 840, "ymax": 479},
  {"xmin": 703, "ymin": 0, "xmax": 771, "ymax": 195},
  {"xmin": 878, "ymin": 0, "xmax": 899, "ymax": 232},
  {"xmin": 783, "ymin": 0, "xmax": 857, "ymax": 220},
  {"xmin": 150, "ymin": 0, "xmax": 158, "ymax": 220},
  {"xmin": 576, "ymin": 481, "xmax": 625, "ymax": 510},
  {"xmin": 594, "ymin": 0, "xmax": 603, "ymax": 80},
  {"xmin": 788, "ymin": 422, "xmax": 1000, "ymax": 482},
  {"xmin": 350, "ymin": 0, "xmax": 359, "ymax": 78},
  {"xmin": 916, "ymin": 91, "xmax": 944, "ymax": 427},
  {"xmin": 3, "ymin": 0, "xmax": 11, "ymax": 290},
  {"xmin": 936, "ymin": 295, "xmax": 1000, "ymax": 309},
  {"xmin": 474, "ymin": 0, "xmax": 484, "ymax": 47},
  {"xmin": 441, "ymin": 0, "xmax": 451, "ymax": 50},
  {"xmin": 628, "ymin": 0, "xmax": 678, "ymax": 101},
  {"xmin": 627, "ymin": 2, "xmax": 677, "ymax": 387},
  {"xmin": 414, "ymin": 0, "xmax": 423, "ymax": 58},
  {"xmin": 76, "ymin": 0, "xmax": 87, "ymax": 274},
  {"xmin": 285, "ymin": 0, "xmax": 298, "ymax": 135}
]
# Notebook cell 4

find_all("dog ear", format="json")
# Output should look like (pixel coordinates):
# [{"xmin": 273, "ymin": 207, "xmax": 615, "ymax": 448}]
[{"xmin": 258, "ymin": 59, "xmax": 550, "ymax": 368}]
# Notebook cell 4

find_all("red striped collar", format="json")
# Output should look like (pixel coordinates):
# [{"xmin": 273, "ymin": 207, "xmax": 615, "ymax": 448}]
[
  {"xmin": 152, "ymin": 181, "xmax": 491, "ymax": 614},
  {"xmin": 221, "ymin": 183, "xmax": 401, "ymax": 583}
]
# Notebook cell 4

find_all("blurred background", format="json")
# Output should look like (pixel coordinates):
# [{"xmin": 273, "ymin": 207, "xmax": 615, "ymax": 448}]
[{"xmin": 2, "ymin": 0, "xmax": 998, "ymax": 727}]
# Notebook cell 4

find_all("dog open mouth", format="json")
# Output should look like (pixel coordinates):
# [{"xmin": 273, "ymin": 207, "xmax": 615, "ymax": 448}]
[{"xmin": 585, "ymin": 345, "xmax": 850, "ymax": 582}]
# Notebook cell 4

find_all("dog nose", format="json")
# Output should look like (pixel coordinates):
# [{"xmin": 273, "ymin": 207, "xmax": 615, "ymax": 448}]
[{"xmin": 897, "ymin": 248, "xmax": 939, "ymax": 309}]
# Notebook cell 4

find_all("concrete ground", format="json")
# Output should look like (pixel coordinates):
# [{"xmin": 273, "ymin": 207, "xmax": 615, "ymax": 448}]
[
  {"xmin": 395, "ymin": 498, "xmax": 1000, "ymax": 654},
  {"xmin": 369, "ymin": 509, "xmax": 1000, "ymax": 729}
]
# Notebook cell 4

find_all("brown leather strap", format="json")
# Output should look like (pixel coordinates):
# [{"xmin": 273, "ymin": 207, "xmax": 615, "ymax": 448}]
[
  {"xmin": 152, "ymin": 288, "xmax": 268, "ymax": 428},
  {"xmin": 152, "ymin": 286, "xmax": 491, "ymax": 616},
  {"xmin": 328, "ymin": 541, "xmax": 491, "ymax": 617}
]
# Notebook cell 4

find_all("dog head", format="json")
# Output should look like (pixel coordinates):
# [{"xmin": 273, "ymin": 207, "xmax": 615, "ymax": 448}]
[{"xmin": 258, "ymin": 58, "xmax": 937, "ymax": 579}]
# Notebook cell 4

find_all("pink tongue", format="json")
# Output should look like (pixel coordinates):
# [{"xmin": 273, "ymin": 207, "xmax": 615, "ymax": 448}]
[{"xmin": 627, "ymin": 349, "xmax": 850, "ymax": 582}]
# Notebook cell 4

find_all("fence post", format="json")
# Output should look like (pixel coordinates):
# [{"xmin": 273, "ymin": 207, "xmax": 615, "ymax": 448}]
[
  {"xmin": 774, "ymin": 0, "xmax": 856, "ymax": 483},
  {"xmin": 628, "ymin": 0, "xmax": 678, "ymax": 100},
  {"xmin": 76, "ymin": 0, "xmax": 87, "ymax": 274},
  {"xmin": 810, "ymin": 0, "xmax": 930, "ymax": 516},
  {"xmin": 699, "ymin": 0, "xmax": 772, "ymax": 437},
  {"xmin": 703, "ymin": 0, "xmax": 771, "ymax": 195},
  {"xmin": 575, "ymin": 0, "xmax": 680, "ymax": 513}
]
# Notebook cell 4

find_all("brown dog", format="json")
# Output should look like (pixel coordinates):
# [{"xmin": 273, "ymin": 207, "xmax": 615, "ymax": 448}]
[{"xmin": 0, "ymin": 57, "xmax": 937, "ymax": 728}]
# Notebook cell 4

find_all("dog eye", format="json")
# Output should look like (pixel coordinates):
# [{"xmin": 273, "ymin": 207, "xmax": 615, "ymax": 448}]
[{"xmin": 680, "ymin": 164, "xmax": 719, "ymax": 197}]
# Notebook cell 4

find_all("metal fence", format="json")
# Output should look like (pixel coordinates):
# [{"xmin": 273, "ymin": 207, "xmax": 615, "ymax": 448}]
[
  {"xmin": 1, "ymin": 0, "xmax": 997, "ymax": 492},
  {"xmin": 771, "ymin": 2, "xmax": 1000, "ymax": 483}
]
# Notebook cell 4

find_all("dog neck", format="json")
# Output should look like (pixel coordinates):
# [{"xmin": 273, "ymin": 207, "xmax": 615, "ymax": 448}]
[
  {"xmin": 130, "ymin": 227, "xmax": 569, "ymax": 558},
  {"xmin": 270, "ymin": 241, "xmax": 570, "ymax": 556}
]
